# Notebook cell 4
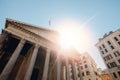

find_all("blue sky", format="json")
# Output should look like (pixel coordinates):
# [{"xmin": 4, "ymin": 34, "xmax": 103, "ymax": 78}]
[{"xmin": 0, "ymin": 0, "xmax": 120, "ymax": 69}]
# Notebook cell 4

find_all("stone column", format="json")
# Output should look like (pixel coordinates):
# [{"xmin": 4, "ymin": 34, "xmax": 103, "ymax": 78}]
[
  {"xmin": 72, "ymin": 61, "xmax": 77, "ymax": 80},
  {"xmin": 42, "ymin": 49, "xmax": 50, "ymax": 80},
  {"xmin": 65, "ymin": 58, "xmax": 70, "ymax": 80},
  {"xmin": 24, "ymin": 44, "xmax": 39, "ymax": 80},
  {"xmin": 78, "ymin": 63, "xmax": 83, "ymax": 80},
  {"xmin": 57, "ymin": 54, "xmax": 61, "ymax": 80},
  {"xmin": 0, "ymin": 39, "xmax": 26, "ymax": 80}
]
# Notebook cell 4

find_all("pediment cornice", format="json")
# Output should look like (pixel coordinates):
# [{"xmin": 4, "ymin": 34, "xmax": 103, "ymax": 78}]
[
  {"xmin": 5, "ymin": 18, "xmax": 60, "ymax": 49},
  {"xmin": 5, "ymin": 18, "xmax": 57, "ymax": 33}
]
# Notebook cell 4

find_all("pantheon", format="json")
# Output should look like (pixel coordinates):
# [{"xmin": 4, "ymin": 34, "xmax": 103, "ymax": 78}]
[{"xmin": 0, "ymin": 18, "xmax": 83, "ymax": 80}]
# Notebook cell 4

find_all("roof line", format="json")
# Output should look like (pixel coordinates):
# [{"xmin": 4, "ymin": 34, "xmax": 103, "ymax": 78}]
[{"xmin": 6, "ymin": 18, "xmax": 58, "ymax": 34}]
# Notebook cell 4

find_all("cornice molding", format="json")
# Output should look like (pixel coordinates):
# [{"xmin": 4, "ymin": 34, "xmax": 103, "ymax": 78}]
[
  {"xmin": 5, "ymin": 18, "xmax": 58, "ymax": 34},
  {"xmin": 5, "ymin": 19, "xmax": 61, "ymax": 51}
]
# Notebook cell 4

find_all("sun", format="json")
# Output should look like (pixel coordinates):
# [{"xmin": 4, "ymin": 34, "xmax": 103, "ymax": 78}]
[
  {"xmin": 55, "ymin": 20, "xmax": 92, "ymax": 53},
  {"xmin": 59, "ymin": 26, "xmax": 79, "ymax": 49}
]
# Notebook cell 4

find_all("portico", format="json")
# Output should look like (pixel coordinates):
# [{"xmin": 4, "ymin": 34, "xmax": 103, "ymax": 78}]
[{"xmin": 0, "ymin": 18, "xmax": 83, "ymax": 80}]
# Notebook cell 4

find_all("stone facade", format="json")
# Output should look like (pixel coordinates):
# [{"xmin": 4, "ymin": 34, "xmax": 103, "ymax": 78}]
[
  {"xmin": 96, "ymin": 29, "xmax": 120, "ymax": 80},
  {"xmin": 0, "ymin": 18, "xmax": 83, "ymax": 80},
  {"xmin": 79, "ymin": 52, "xmax": 101, "ymax": 80}
]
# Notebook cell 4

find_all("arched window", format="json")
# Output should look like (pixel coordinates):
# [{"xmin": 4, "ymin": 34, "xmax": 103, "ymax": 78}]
[{"xmin": 86, "ymin": 71, "xmax": 90, "ymax": 75}]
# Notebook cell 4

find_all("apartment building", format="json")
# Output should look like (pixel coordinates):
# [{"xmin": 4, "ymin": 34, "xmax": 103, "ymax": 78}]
[
  {"xmin": 96, "ymin": 29, "xmax": 120, "ymax": 80},
  {"xmin": 80, "ymin": 52, "xmax": 101, "ymax": 80}
]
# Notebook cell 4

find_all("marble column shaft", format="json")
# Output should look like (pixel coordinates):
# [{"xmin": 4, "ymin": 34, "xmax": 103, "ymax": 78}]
[
  {"xmin": 0, "ymin": 39, "xmax": 26, "ymax": 80},
  {"xmin": 78, "ymin": 63, "xmax": 83, "ymax": 80},
  {"xmin": 24, "ymin": 44, "xmax": 39, "ymax": 80},
  {"xmin": 57, "ymin": 54, "xmax": 61, "ymax": 80},
  {"xmin": 65, "ymin": 58, "xmax": 70, "ymax": 80},
  {"xmin": 72, "ymin": 61, "xmax": 77, "ymax": 80},
  {"xmin": 42, "ymin": 49, "xmax": 50, "ymax": 80}
]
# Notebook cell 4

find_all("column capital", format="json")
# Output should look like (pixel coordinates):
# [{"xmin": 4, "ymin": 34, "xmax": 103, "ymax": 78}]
[
  {"xmin": 34, "ymin": 44, "xmax": 40, "ymax": 48},
  {"xmin": 20, "ymin": 39, "xmax": 26, "ymax": 44}
]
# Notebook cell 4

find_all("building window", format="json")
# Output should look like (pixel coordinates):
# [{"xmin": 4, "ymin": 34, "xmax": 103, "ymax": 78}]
[
  {"xmin": 109, "ymin": 54, "xmax": 113, "ymax": 58},
  {"xmin": 114, "ymin": 37, "xmax": 120, "ymax": 45},
  {"xmin": 104, "ymin": 54, "xmax": 113, "ymax": 61},
  {"xmin": 113, "ymin": 72, "xmax": 118, "ymax": 78},
  {"xmin": 110, "ymin": 62, "xmax": 117, "ymax": 68},
  {"xmin": 81, "ymin": 66, "xmax": 83, "ymax": 69},
  {"xmin": 102, "ymin": 44, "xmax": 105, "ymax": 48},
  {"xmin": 118, "ymin": 71, "xmax": 120, "ymax": 76},
  {"xmin": 107, "ymin": 41, "xmax": 115, "ymax": 50},
  {"xmin": 105, "ymin": 49, "xmax": 108, "ymax": 52},
  {"xmin": 107, "ymin": 56, "xmax": 110, "ymax": 60},
  {"xmin": 114, "ymin": 37, "xmax": 119, "ymax": 41},
  {"xmin": 107, "ymin": 64, "xmax": 111, "ymax": 68},
  {"xmin": 99, "ymin": 46, "xmax": 102, "ymax": 50},
  {"xmin": 94, "ymin": 72, "xmax": 98, "ymax": 75},
  {"xmin": 86, "ymin": 71, "xmax": 90, "ymax": 75},
  {"xmin": 118, "ymin": 41, "xmax": 120, "ymax": 45},
  {"xmin": 110, "ymin": 45, "xmax": 114, "ymax": 49},
  {"xmin": 107, "ymin": 41, "xmax": 111, "ymax": 45},
  {"xmin": 114, "ymin": 51, "xmax": 120, "ymax": 57},
  {"xmin": 82, "ymin": 72, "xmax": 84, "ymax": 76},
  {"xmin": 107, "ymin": 62, "xmax": 117, "ymax": 68},
  {"xmin": 85, "ymin": 64, "xmax": 87, "ymax": 68},
  {"xmin": 104, "ymin": 57, "xmax": 106, "ymax": 61},
  {"xmin": 101, "ymin": 51, "xmax": 104, "ymax": 54},
  {"xmin": 118, "ymin": 59, "xmax": 120, "ymax": 64}
]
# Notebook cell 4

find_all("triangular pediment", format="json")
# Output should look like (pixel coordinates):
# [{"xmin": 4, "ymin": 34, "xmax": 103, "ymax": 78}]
[{"xmin": 6, "ymin": 18, "xmax": 60, "ymax": 43}]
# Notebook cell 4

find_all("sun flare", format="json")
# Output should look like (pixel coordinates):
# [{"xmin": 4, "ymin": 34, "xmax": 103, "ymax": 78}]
[
  {"xmin": 55, "ymin": 20, "xmax": 92, "ymax": 53},
  {"xmin": 59, "ymin": 26, "xmax": 80, "ymax": 48}
]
